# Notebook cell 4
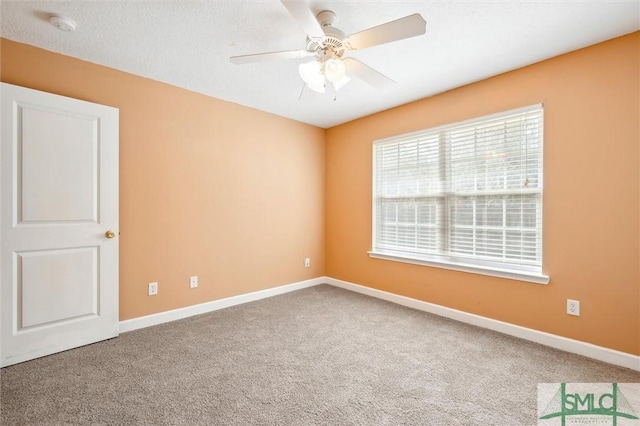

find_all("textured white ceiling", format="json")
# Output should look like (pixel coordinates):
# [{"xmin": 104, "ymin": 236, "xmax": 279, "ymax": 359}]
[{"xmin": 1, "ymin": 1, "xmax": 638, "ymax": 128}]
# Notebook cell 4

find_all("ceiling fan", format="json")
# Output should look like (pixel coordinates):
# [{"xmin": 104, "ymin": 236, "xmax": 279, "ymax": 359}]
[{"xmin": 230, "ymin": 0, "xmax": 427, "ymax": 97}]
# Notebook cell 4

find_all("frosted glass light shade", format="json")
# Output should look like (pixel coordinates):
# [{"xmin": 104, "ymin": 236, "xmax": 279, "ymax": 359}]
[
  {"xmin": 298, "ymin": 61, "xmax": 325, "ymax": 93},
  {"xmin": 324, "ymin": 58, "xmax": 346, "ymax": 84}
]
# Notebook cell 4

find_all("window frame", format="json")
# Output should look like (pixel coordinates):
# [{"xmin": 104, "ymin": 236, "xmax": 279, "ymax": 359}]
[{"xmin": 370, "ymin": 104, "xmax": 549, "ymax": 285}]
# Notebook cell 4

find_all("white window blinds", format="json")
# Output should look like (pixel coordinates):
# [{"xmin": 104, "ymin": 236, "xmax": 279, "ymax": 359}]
[{"xmin": 372, "ymin": 104, "xmax": 544, "ymax": 279}]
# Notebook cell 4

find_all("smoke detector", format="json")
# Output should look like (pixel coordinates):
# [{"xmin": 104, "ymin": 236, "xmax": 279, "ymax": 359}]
[{"xmin": 49, "ymin": 14, "xmax": 77, "ymax": 32}]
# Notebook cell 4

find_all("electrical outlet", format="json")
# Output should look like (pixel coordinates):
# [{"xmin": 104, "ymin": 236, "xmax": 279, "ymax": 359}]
[
  {"xmin": 567, "ymin": 299, "xmax": 580, "ymax": 316},
  {"xmin": 190, "ymin": 276, "xmax": 198, "ymax": 289},
  {"xmin": 148, "ymin": 282, "xmax": 158, "ymax": 296},
  {"xmin": 304, "ymin": 258, "xmax": 311, "ymax": 267}
]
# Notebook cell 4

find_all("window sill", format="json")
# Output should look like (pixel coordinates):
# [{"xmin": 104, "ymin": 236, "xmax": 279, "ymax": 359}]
[{"xmin": 368, "ymin": 251, "xmax": 550, "ymax": 285}]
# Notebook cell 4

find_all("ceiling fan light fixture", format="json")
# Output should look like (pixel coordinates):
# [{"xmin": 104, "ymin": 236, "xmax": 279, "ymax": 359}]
[
  {"xmin": 324, "ymin": 58, "xmax": 346, "ymax": 84},
  {"xmin": 230, "ymin": 4, "xmax": 427, "ymax": 98},
  {"xmin": 299, "ymin": 57, "xmax": 350, "ymax": 94},
  {"xmin": 307, "ymin": 80, "xmax": 326, "ymax": 93},
  {"xmin": 299, "ymin": 60, "xmax": 326, "ymax": 93}
]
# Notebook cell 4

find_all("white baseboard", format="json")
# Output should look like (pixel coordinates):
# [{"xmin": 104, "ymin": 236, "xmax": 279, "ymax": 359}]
[
  {"xmin": 325, "ymin": 277, "xmax": 640, "ymax": 372},
  {"xmin": 119, "ymin": 275, "xmax": 639, "ymax": 372},
  {"xmin": 119, "ymin": 277, "xmax": 325, "ymax": 333}
]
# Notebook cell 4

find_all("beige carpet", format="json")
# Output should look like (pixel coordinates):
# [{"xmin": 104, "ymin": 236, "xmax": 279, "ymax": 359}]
[{"xmin": 2, "ymin": 284, "xmax": 638, "ymax": 425}]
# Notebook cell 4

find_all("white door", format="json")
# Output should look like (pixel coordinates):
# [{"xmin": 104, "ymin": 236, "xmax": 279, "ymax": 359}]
[{"xmin": 1, "ymin": 83, "xmax": 119, "ymax": 367}]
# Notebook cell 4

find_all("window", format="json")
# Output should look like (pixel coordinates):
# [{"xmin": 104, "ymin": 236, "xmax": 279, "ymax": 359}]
[{"xmin": 371, "ymin": 105, "xmax": 548, "ymax": 284}]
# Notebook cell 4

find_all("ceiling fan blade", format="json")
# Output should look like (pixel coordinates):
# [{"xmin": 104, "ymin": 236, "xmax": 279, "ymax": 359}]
[
  {"xmin": 343, "ymin": 58, "xmax": 395, "ymax": 90},
  {"xmin": 230, "ymin": 50, "xmax": 312, "ymax": 65},
  {"xmin": 281, "ymin": 0, "xmax": 324, "ymax": 37},
  {"xmin": 347, "ymin": 13, "xmax": 426, "ymax": 50}
]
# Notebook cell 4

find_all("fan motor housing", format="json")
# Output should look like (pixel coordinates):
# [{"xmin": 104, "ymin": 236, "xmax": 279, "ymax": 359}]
[
  {"xmin": 306, "ymin": 10, "xmax": 347, "ymax": 58},
  {"xmin": 306, "ymin": 35, "xmax": 345, "ymax": 57}
]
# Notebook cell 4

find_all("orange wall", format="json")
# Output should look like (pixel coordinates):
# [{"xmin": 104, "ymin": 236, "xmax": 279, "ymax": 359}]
[
  {"xmin": 2, "ymin": 33, "xmax": 638, "ymax": 356},
  {"xmin": 1, "ymin": 38, "xmax": 326, "ymax": 320},
  {"xmin": 326, "ymin": 33, "xmax": 640, "ymax": 355}
]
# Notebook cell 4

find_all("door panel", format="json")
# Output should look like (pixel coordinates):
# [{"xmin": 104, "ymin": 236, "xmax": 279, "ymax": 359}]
[
  {"xmin": 19, "ymin": 247, "xmax": 98, "ymax": 328},
  {"xmin": 1, "ymin": 82, "xmax": 119, "ymax": 367},
  {"xmin": 20, "ymin": 105, "xmax": 98, "ymax": 223}
]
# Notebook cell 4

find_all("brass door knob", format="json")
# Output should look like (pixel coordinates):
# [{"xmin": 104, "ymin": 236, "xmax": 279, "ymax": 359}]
[{"xmin": 105, "ymin": 230, "xmax": 116, "ymax": 239}]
